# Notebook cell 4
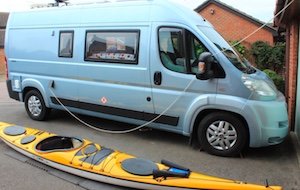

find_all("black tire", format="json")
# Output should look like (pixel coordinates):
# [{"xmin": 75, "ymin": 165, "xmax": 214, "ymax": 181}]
[
  {"xmin": 24, "ymin": 90, "xmax": 50, "ymax": 121},
  {"xmin": 197, "ymin": 112, "xmax": 248, "ymax": 157}
]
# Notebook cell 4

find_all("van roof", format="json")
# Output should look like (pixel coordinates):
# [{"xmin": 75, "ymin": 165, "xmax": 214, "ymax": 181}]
[{"xmin": 8, "ymin": 0, "xmax": 211, "ymax": 29}]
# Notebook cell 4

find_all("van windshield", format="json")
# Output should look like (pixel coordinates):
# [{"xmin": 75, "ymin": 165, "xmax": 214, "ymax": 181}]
[{"xmin": 198, "ymin": 26, "xmax": 256, "ymax": 74}]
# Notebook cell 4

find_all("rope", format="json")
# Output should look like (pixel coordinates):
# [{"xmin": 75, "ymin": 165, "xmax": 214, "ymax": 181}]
[
  {"xmin": 231, "ymin": 0, "xmax": 294, "ymax": 50},
  {"xmin": 49, "ymin": 0, "xmax": 294, "ymax": 134},
  {"xmin": 50, "ymin": 78, "xmax": 194, "ymax": 134}
]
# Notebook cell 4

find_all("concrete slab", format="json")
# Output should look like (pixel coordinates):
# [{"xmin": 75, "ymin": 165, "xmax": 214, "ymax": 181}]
[
  {"xmin": 291, "ymin": 132, "xmax": 300, "ymax": 168},
  {"xmin": 5, "ymin": 147, "xmax": 135, "ymax": 190},
  {"xmin": 0, "ymin": 143, "xmax": 85, "ymax": 190},
  {"xmin": 48, "ymin": 169, "xmax": 85, "ymax": 186},
  {"xmin": 25, "ymin": 158, "xmax": 53, "ymax": 172},
  {"xmin": 79, "ymin": 179, "xmax": 134, "ymax": 190},
  {"xmin": 5, "ymin": 149, "xmax": 30, "ymax": 163}
]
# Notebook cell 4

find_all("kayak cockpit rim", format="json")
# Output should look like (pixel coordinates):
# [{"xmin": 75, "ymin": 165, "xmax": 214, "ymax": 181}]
[{"xmin": 35, "ymin": 136, "xmax": 84, "ymax": 153}]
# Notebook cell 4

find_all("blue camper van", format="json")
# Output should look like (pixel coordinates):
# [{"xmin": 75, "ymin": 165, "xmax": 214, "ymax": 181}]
[{"xmin": 5, "ymin": 0, "xmax": 288, "ymax": 156}]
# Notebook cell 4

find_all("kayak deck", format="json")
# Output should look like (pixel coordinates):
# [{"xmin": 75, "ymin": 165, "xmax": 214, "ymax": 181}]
[{"xmin": 0, "ymin": 122, "xmax": 282, "ymax": 190}]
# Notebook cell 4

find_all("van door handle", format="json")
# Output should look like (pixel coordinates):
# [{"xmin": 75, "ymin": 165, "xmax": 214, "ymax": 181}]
[{"xmin": 154, "ymin": 71, "xmax": 162, "ymax": 85}]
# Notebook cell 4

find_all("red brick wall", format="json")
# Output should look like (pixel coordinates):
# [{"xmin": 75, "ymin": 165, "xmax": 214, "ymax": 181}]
[
  {"xmin": 197, "ymin": 4, "xmax": 274, "ymax": 48},
  {"xmin": 0, "ymin": 48, "xmax": 5, "ymax": 75},
  {"xmin": 286, "ymin": 21, "xmax": 299, "ymax": 130}
]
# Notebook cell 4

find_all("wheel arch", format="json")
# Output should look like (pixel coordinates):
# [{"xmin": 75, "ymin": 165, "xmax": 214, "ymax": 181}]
[
  {"xmin": 189, "ymin": 108, "xmax": 250, "ymax": 149},
  {"xmin": 22, "ymin": 79, "xmax": 50, "ymax": 107}
]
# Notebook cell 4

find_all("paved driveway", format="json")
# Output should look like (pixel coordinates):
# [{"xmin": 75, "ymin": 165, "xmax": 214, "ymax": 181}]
[{"xmin": 0, "ymin": 75, "xmax": 299, "ymax": 190}]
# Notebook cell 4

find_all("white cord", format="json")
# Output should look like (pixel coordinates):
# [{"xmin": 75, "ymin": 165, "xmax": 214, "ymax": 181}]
[
  {"xmin": 49, "ymin": 0, "xmax": 294, "ymax": 134},
  {"xmin": 236, "ymin": 0, "xmax": 294, "ymax": 112},
  {"xmin": 50, "ymin": 78, "xmax": 194, "ymax": 134},
  {"xmin": 231, "ymin": 0, "xmax": 294, "ymax": 50}
]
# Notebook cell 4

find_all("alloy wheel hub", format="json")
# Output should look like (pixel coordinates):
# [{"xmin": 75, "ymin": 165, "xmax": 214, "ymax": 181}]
[
  {"xmin": 206, "ymin": 121, "xmax": 237, "ymax": 151},
  {"xmin": 28, "ymin": 96, "xmax": 42, "ymax": 117}
]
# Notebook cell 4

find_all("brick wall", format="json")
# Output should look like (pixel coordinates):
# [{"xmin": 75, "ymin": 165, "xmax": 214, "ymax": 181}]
[
  {"xmin": 0, "ymin": 48, "xmax": 5, "ymax": 75},
  {"xmin": 197, "ymin": 4, "xmax": 274, "ymax": 48},
  {"xmin": 286, "ymin": 21, "xmax": 299, "ymax": 130}
]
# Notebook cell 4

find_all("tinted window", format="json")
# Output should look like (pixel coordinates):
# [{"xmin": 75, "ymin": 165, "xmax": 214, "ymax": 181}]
[
  {"xmin": 188, "ymin": 33, "xmax": 209, "ymax": 73},
  {"xmin": 59, "ymin": 31, "xmax": 74, "ymax": 58},
  {"xmin": 199, "ymin": 26, "xmax": 255, "ymax": 74},
  {"xmin": 159, "ymin": 28, "xmax": 186, "ymax": 73},
  {"xmin": 85, "ymin": 31, "xmax": 139, "ymax": 64},
  {"xmin": 159, "ymin": 27, "xmax": 210, "ymax": 74},
  {"xmin": 158, "ymin": 27, "xmax": 225, "ymax": 77}
]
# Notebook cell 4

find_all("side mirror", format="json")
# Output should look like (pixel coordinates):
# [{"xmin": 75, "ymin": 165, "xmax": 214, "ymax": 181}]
[{"xmin": 196, "ymin": 52, "xmax": 215, "ymax": 80}]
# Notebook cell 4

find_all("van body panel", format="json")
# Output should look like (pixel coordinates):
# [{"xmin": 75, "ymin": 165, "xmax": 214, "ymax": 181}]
[
  {"xmin": 244, "ymin": 93, "xmax": 289, "ymax": 147},
  {"xmin": 185, "ymin": 93, "xmax": 288, "ymax": 147},
  {"xmin": 5, "ymin": 0, "xmax": 289, "ymax": 155},
  {"xmin": 76, "ymin": 26, "xmax": 153, "ymax": 116},
  {"xmin": 7, "ymin": 3, "xmax": 151, "ymax": 28},
  {"xmin": 149, "ymin": 22, "xmax": 219, "ymax": 133}
]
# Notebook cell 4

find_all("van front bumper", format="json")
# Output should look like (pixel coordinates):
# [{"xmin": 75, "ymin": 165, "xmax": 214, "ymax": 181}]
[{"xmin": 245, "ymin": 94, "xmax": 289, "ymax": 148}]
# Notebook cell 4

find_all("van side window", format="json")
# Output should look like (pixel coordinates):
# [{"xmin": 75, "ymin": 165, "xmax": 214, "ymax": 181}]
[
  {"xmin": 58, "ymin": 31, "xmax": 74, "ymax": 58},
  {"xmin": 188, "ymin": 33, "xmax": 209, "ymax": 73},
  {"xmin": 85, "ymin": 31, "xmax": 139, "ymax": 64},
  {"xmin": 188, "ymin": 32, "xmax": 225, "ymax": 77},
  {"xmin": 159, "ymin": 28, "xmax": 186, "ymax": 73}
]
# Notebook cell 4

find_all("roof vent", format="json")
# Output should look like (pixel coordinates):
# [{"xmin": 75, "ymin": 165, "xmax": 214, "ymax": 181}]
[{"xmin": 49, "ymin": 0, "xmax": 70, "ymax": 7}]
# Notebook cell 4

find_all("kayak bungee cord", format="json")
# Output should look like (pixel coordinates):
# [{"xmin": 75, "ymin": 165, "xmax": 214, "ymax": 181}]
[{"xmin": 49, "ymin": 0, "xmax": 294, "ymax": 134}]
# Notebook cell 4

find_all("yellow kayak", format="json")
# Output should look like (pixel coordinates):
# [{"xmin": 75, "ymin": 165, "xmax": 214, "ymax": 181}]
[{"xmin": 0, "ymin": 122, "xmax": 282, "ymax": 190}]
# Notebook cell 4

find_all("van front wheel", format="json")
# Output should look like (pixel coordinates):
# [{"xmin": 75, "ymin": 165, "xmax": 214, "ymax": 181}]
[
  {"xmin": 197, "ymin": 112, "xmax": 248, "ymax": 157},
  {"xmin": 24, "ymin": 90, "xmax": 50, "ymax": 121}
]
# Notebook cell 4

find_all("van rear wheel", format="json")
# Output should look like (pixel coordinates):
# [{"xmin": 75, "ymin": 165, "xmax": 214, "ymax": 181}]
[
  {"xmin": 197, "ymin": 112, "xmax": 248, "ymax": 157},
  {"xmin": 24, "ymin": 90, "xmax": 50, "ymax": 121}
]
